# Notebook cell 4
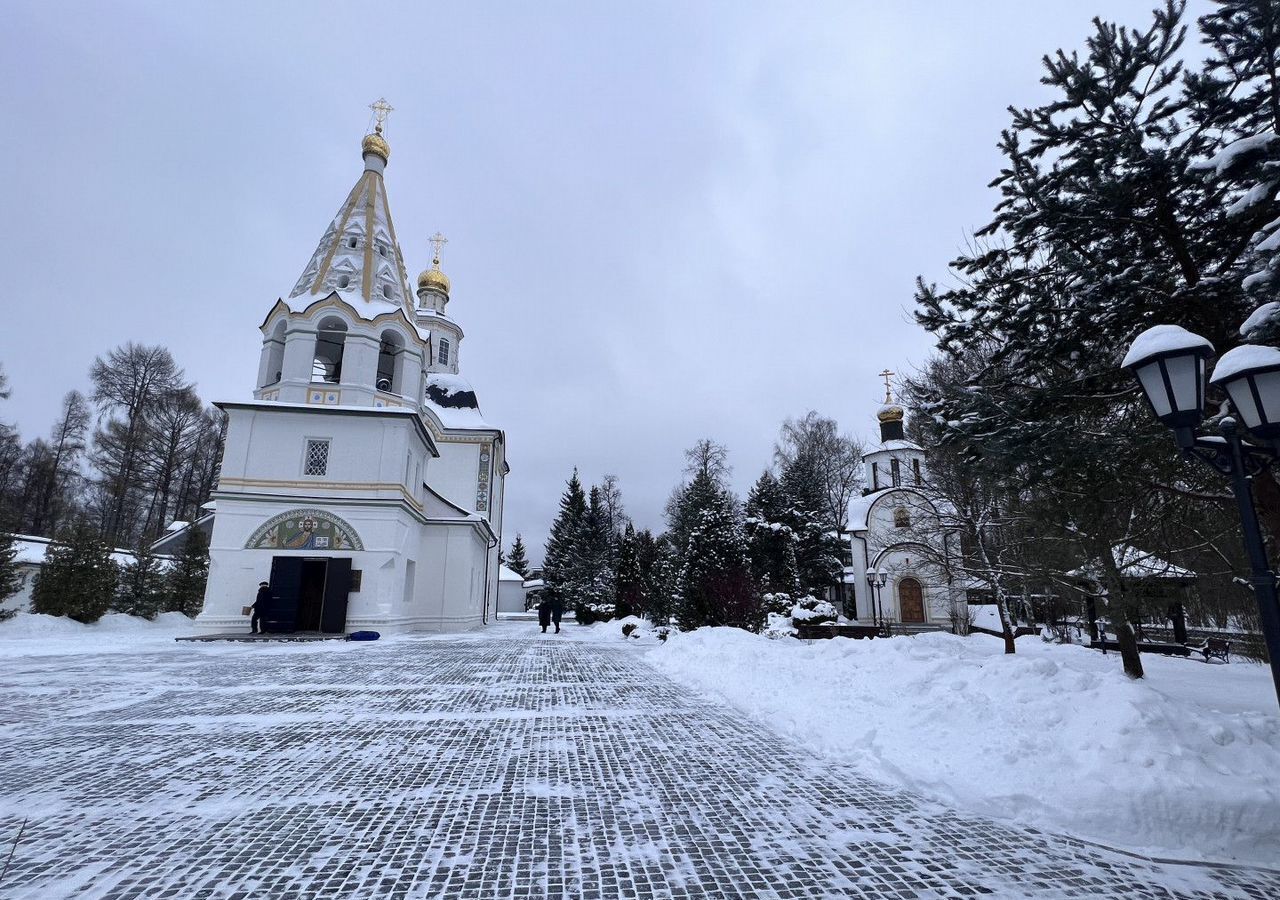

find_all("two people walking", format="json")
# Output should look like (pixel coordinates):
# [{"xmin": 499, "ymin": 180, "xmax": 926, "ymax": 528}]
[{"xmin": 537, "ymin": 595, "xmax": 563, "ymax": 633}]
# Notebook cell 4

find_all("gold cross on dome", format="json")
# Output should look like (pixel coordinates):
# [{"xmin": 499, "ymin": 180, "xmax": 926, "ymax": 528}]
[
  {"xmin": 878, "ymin": 368, "xmax": 895, "ymax": 403},
  {"xmin": 369, "ymin": 97, "xmax": 394, "ymax": 133},
  {"xmin": 429, "ymin": 231, "xmax": 448, "ymax": 266}
]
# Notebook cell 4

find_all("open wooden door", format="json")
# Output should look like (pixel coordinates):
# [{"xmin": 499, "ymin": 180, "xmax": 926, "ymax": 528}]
[
  {"xmin": 267, "ymin": 557, "xmax": 304, "ymax": 633},
  {"xmin": 320, "ymin": 558, "xmax": 352, "ymax": 634}
]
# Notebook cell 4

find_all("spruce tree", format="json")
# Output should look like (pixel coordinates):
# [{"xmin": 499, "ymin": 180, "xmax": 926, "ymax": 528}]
[
  {"xmin": 506, "ymin": 533, "xmax": 530, "ymax": 577},
  {"xmin": 576, "ymin": 486, "xmax": 617, "ymax": 622},
  {"xmin": 744, "ymin": 470, "xmax": 803, "ymax": 602},
  {"xmin": 615, "ymin": 522, "xmax": 645, "ymax": 619},
  {"xmin": 116, "ymin": 542, "xmax": 167, "ymax": 619},
  {"xmin": 675, "ymin": 495, "xmax": 758, "ymax": 631},
  {"xmin": 0, "ymin": 529, "xmax": 21, "ymax": 607},
  {"xmin": 31, "ymin": 522, "xmax": 118, "ymax": 623},
  {"xmin": 543, "ymin": 470, "xmax": 588, "ymax": 610},
  {"xmin": 166, "ymin": 529, "xmax": 209, "ymax": 616}
]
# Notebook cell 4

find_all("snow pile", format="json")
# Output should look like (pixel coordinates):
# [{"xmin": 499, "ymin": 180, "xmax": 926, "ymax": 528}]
[
  {"xmin": 0, "ymin": 612, "xmax": 196, "ymax": 656},
  {"xmin": 647, "ymin": 628, "xmax": 1280, "ymax": 864}
]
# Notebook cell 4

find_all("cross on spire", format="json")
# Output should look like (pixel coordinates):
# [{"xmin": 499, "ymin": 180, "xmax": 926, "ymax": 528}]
[
  {"xmin": 429, "ymin": 231, "xmax": 448, "ymax": 266},
  {"xmin": 369, "ymin": 97, "xmax": 393, "ymax": 134},
  {"xmin": 878, "ymin": 369, "xmax": 895, "ymax": 403}
]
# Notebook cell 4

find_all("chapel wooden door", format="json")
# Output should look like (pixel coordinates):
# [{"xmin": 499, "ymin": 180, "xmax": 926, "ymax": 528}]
[
  {"xmin": 267, "ymin": 557, "xmax": 304, "ymax": 633},
  {"xmin": 899, "ymin": 577, "xmax": 925, "ymax": 623}
]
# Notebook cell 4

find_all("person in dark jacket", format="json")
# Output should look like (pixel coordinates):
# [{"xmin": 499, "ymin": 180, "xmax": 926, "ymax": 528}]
[
  {"xmin": 548, "ymin": 596, "xmax": 564, "ymax": 633},
  {"xmin": 537, "ymin": 598, "xmax": 552, "ymax": 633},
  {"xmin": 251, "ymin": 582, "xmax": 270, "ymax": 635}
]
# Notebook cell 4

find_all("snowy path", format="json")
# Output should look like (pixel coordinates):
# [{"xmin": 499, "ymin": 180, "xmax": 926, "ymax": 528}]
[{"xmin": 0, "ymin": 624, "xmax": 1277, "ymax": 899}]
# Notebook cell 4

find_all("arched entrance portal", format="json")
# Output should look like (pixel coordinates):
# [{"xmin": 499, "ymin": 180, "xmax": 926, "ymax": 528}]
[{"xmin": 898, "ymin": 577, "xmax": 925, "ymax": 623}]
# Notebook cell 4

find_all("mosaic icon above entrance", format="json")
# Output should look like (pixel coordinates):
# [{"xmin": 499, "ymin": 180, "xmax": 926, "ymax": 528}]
[{"xmin": 245, "ymin": 508, "xmax": 365, "ymax": 551}]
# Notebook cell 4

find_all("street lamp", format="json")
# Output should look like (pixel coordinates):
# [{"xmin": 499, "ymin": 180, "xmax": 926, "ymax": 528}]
[
  {"xmin": 1124, "ymin": 325, "xmax": 1280, "ymax": 706},
  {"xmin": 866, "ymin": 568, "xmax": 888, "ymax": 633}
]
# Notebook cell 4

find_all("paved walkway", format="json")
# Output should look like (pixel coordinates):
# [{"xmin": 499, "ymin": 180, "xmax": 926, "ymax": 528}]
[{"xmin": 1, "ymin": 625, "xmax": 1277, "ymax": 898}]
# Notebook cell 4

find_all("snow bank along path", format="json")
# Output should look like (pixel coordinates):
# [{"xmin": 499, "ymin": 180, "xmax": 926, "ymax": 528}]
[
  {"xmin": 1, "ymin": 615, "xmax": 1277, "ymax": 898},
  {"xmin": 646, "ymin": 627, "xmax": 1280, "ymax": 865}
]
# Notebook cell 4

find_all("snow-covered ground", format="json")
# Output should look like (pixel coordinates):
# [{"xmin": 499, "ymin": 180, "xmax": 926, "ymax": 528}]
[
  {"xmin": 0, "ymin": 611, "xmax": 199, "ymax": 656},
  {"xmin": 646, "ymin": 627, "xmax": 1280, "ymax": 866}
]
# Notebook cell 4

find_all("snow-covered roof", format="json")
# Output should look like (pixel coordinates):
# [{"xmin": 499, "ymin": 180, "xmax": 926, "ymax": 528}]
[
  {"xmin": 7, "ymin": 534, "xmax": 172, "ymax": 569},
  {"xmin": 498, "ymin": 565, "xmax": 525, "ymax": 582},
  {"xmin": 1068, "ymin": 545, "xmax": 1196, "ymax": 582},
  {"xmin": 1211, "ymin": 343, "xmax": 1280, "ymax": 384},
  {"xmin": 285, "ymin": 136, "xmax": 415, "ymax": 322},
  {"xmin": 523, "ymin": 578, "xmax": 546, "ymax": 589},
  {"xmin": 845, "ymin": 489, "xmax": 890, "ymax": 531},
  {"xmin": 423, "ymin": 372, "xmax": 496, "ymax": 431},
  {"xmin": 865, "ymin": 439, "xmax": 923, "ymax": 455},
  {"xmin": 1122, "ymin": 324, "xmax": 1214, "ymax": 368}
]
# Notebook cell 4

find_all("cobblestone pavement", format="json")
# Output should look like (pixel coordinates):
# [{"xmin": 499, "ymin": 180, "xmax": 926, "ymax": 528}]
[{"xmin": 1, "ymin": 625, "xmax": 1278, "ymax": 899}]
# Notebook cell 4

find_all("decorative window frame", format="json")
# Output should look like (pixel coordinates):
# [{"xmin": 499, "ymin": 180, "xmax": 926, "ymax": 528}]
[{"xmin": 302, "ymin": 437, "xmax": 331, "ymax": 477}]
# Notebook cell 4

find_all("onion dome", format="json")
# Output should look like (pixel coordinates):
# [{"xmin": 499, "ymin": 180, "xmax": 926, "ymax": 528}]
[
  {"xmin": 877, "ymin": 403, "xmax": 904, "ymax": 423},
  {"xmin": 418, "ymin": 263, "xmax": 450, "ymax": 294},
  {"xmin": 362, "ymin": 130, "xmax": 390, "ymax": 162}
]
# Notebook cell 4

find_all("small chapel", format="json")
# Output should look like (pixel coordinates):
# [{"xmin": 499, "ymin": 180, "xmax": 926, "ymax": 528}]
[
  {"xmin": 841, "ymin": 375, "xmax": 967, "ymax": 631},
  {"xmin": 192, "ymin": 101, "xmax": 507, "ymax": 635}
]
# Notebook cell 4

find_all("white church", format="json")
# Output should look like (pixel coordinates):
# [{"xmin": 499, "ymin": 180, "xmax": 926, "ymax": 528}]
[
  {"xmin": 193, "ymin": 102, "xmax": 507, "ymax": 635},
  {"xmin": 841, "ymin": 380, "xmax": 967, "ymax": 631}
]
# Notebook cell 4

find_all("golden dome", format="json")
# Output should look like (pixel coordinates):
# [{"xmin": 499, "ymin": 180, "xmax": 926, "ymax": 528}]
[
  {"xmin": 877, "ymin": 403, "xmax": 904, "ymax": 423},
  {"xmin": 418, "ymin": 264, "xmax": 450, "ymax": 294},
  {"xmin": 362, "ymin": 131, "xmax": 390, "ymax": 161}
]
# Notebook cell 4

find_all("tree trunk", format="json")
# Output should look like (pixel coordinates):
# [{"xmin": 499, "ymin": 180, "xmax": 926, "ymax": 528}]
[{"xmin": 1112, "ymin": 618, "xmax": 1144, "ymax": 679}]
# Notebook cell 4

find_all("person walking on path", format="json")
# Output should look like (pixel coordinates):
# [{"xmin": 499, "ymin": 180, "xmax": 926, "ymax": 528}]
[
  {"xmin": 250, "ymin": 581, "xmax": 270, "ymax": 635},
  {"xmin": 537, "ymin": 598, "xmax": 551, "ymax": 633},
  {"xmin": 549, "ymin": 596, "xmax": 564, "ymax": 633}
]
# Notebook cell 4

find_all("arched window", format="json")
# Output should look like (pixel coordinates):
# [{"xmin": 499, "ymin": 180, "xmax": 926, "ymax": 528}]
[
  {"xmin": 312, "ymin": 317, "xmax": 347, "ymax": 384},
  {"xmin": 377, "ymin": 329, "xmax": 404, "ymax": 393},
  {"xmin": 438, "ymin": 337, "xmax": 452, "ymax": 366},
  {"xmin": 894, "ymin": 507, "xmax": 911, "ymax": 529}
]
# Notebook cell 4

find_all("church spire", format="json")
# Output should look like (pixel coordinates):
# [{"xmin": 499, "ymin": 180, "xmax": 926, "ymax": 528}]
[{"xmin": 286, "ymin": 99, "xmax": 412, "ymax": 314}]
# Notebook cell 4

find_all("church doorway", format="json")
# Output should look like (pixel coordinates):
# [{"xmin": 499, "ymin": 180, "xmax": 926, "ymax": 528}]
[
  {"xmin": 899, "ymin": 577, "xmax": 925, "ymax": 624},
  {"xmin": 266, "ymin": 556, "xmax": 352, "ymax": 633}
]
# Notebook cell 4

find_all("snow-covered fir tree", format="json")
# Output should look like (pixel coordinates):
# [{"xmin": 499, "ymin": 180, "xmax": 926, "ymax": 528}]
[
  {"xmin": 166, "ymin": 529, "xmax": 209, "ymax": 616},
  {"xmin": 675, "ymin": 493, "xmax": 757, "ymax": 631},
  {"xmin": 614, "ymin": 522, "xmax": 645, "ymax": 619},
  {"xmin": 0, "ymin": 529, "xmax": 20, "ymax": 606},
  {"xmin": 576, "ymin": 486, "xmax": 618, "ymax": 623},
  {"xmin": 505, "ymin": 533, "xmax": 530, "ymax": 578},
  {"xmin": 31, "ymin": 522, "xmax": 118, "ymax": 623},
  {"xmin": 743, "ymin": 471, "xmax": 801, "ymax": 616},
  {"xmin": 116, "ymin": 542, "xmax": 168, "ymax": 619},
  {"xmin": 542, "ymin": 470, "xmax": 588, "ymax": 610}
]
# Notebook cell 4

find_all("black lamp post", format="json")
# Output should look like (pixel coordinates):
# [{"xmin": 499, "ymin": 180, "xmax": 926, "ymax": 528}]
[
  {"xmin": 866, "ymin": 568, "xmax": 888, "ymax": 634},
  {"xmin": 1124, "ymin": 325, "xmax": 1280, "ymax": 707}
]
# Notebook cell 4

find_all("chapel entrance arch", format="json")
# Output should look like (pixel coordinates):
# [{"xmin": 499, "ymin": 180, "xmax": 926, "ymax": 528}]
[{"xmin": 898, "ymin": 577, "xmax": 925, "ymax": 624}]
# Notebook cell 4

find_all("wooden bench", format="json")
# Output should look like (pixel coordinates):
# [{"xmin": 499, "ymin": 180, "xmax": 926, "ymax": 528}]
[{"xmin": 1194, "ymin": 637, "xmax": 1232, "ymax": 663}]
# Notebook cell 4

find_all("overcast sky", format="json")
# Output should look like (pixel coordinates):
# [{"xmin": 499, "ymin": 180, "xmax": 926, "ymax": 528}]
[{"xmin": 0, "ymin": 1, "xmax": 1201, "ymax": 561}]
